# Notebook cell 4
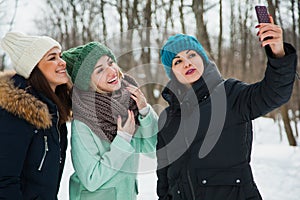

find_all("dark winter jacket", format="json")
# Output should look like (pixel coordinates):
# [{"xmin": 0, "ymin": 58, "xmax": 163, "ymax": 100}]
[
  {"xmin": 0, "ymin": 72, "xmax": 68, "ymax": 200},
  {"xmin": 157, "ymin": 43, "xmax": 297, "ymax": 200}
]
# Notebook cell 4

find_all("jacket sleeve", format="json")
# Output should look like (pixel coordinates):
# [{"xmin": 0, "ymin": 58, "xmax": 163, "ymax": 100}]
[
  {"xmin": 0, "ymin": 111, "xmax": 33, "ymax": 199},
  {"xmin": 70, "ymin": 120, "xmax": 135, "ymax": 192},
  {"xmin": 156, "ymin": 132, "xmax": 170, "ymax": 200},
  {"xmin": 132, "ymin": 105, "xmax": 158, "ymax": 156},
  {"xmin": 229, "ymin": 43, "xmax": 297, "ymax": 121}
]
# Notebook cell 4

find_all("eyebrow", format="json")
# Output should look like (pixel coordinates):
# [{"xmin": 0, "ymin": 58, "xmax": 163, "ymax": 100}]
[
  {"xmin": 94, "ymin": 57, "xmax": 110, "ymax": 69},
  {"xmin": 173, "ymin": 50, "xmax": 191, "ymax": 60},
  {"xmin": 94, "ymin": 64, "xmax": 103, "ymax": 69},
  {"xmin": 47, "ymin": 53, "xmax": 57, "ymax": 58}
]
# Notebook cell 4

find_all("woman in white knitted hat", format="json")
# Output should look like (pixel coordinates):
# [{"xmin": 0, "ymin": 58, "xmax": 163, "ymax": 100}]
[{"xmin": 0, "ymin": 32, "xmax": 72, "ymax": 200}]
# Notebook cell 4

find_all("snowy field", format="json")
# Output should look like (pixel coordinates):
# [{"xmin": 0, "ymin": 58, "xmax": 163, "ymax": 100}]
[{"xmin": 58, "ymin": 117, "xmax": 300, "ymax": 200}]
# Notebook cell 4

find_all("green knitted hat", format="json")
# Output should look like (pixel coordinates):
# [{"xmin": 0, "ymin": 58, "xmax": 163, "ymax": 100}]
[{"xmin": 62, "ymin": 42, "xmax": 116, "ymax": 91}]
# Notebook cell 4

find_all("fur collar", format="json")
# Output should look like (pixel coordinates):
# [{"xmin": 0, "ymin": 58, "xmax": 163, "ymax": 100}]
[{"xmin": 0, "ymin": 71, "xmax": 52, "ymax": 129}]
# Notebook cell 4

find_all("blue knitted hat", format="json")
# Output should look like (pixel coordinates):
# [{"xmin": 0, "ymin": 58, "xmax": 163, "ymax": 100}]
[{"xmin": 160, "ymin": 34, "xmax": 209, "ymax": 79}]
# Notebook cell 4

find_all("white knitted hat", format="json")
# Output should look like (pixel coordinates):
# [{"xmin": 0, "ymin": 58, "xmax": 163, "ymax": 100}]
[{"xmin": 0, "ymin": 32, "xmax": 61, "ymax": 78}]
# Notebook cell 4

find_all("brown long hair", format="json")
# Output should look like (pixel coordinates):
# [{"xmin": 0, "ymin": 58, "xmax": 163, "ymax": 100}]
[{"xmin": 27, "ymin": 67, "xmax": 72, "ymax": 125}]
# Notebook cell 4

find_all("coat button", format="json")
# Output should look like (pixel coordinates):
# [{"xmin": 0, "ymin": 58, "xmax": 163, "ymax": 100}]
[
  {"xmin": 202, "ymin": 179, "xmax": 207, "ymax": 184},
  {"xmin": 236, "ymin": 179, "xmax": 241, "ymax": 184},
  {"xmin": 34, "ymin": 130, "xmax": 38, "ymax": 133},
  {"xmin": 177, "ymin": 190, "xmax": 180, "ymax": 194}
]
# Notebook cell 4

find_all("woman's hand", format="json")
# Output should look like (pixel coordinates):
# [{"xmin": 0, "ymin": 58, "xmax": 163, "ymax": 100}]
[
  {"xmin": 117, "ymin": 110, "xmax": 136, "ymax": 136},
  {"xmin": 126, "ymin": 85, "xmax": 147, "ymax": 110},
  {"xmin": 256, "ymin": 15, "xmax": 285, "ymax": 58}
]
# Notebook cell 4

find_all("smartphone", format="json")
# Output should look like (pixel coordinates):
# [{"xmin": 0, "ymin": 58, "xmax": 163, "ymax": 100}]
[{"xmin": 255, "ymin": 5, "xmax": 271, "ymax": 23}]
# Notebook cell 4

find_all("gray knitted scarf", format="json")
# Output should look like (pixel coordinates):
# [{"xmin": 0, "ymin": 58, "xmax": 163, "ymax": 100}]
[{"xmin": 72, "ymin": 74, "xmax": 139, "ymax": 142}]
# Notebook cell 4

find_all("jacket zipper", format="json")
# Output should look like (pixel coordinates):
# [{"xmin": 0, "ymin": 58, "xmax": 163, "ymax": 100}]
[
  {"xmin": 38, "ymin": 136, "xmax": 49, "ymax": 171},
  {"xmin": 187, "ymin": 169, "xmax": 196, "ymax": 200}
]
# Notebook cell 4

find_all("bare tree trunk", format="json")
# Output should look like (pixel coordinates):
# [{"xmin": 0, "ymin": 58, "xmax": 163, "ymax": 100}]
[
  {"xmin": 291, "ymin": 0, "xmax": 297, "ymax": 47},
  {"xmin": 192, "ymin": 0, "xmax": 212, "ymax": 59},
  {"xmin": 179, "ymin": 0, "xmax": 186, "ymax": 34},
  {"xmin": 238, "ymin": 1, "xmax": 250, "ymax": 81},
  {"xmin": 281, "ymin": 105, "xmax": 297, "ymax": 146},
  {"xmin": 217, "ymin": 0, "xmax": 223, "ymax": 71},
  {"xmin": 70, "ymin": 0, "xmax": 77, "ymax": 45},
  {"xmin": 276, "ymin": 114, "xmax": 283, "ymax": 142},
  {"xmin": 100, "ymin": 0, "xmax": 107, "ymax": 41},
  {"xmin": 0, "ymin": 55, "xmax": 4, "ymax": 71},
  {"xmin": 267, "ymin": 0, "xmax": 277, "ymax": 24},
  {"xmin": 267, "ymin": 0, "xmax": 296, "ymax": 145},
  {"xmin": 293, "ymin": 111, "xmax": 299, "ymax": 137},
  {"xmin": 6, "ymin": 0, "xmax": 19, "ymax": 32},
  {"xmin": 297, "ymin": 0, "xmax": 300, "ymax": 114},
  {"xmin": 121, "ymin": 0, "xmax": 137, "ymax": 71},
  {"xmin": 165, "ymin": 0, "xmax": 174, "ymax": 29},
  {"xmin": 291, "ymin": 0, "xmax": 300, "ymax": 138},
  {"xmin": 298, "ymin": 0, "xmax": 300, "ymax": 49},
  {"xmin": 141, "ymin": 0, "xmax": 157, "ymax": 104},
  {"xmin": 117, "ymin": 0, "xmax": 124, "ymax": 34},
  {"xmin": 61, "ymin": 2, "xmax": 70, "ymax": 48},
  {"xmin": 225, "ymin": 0, "xmax": 236, "ymax": 77}
]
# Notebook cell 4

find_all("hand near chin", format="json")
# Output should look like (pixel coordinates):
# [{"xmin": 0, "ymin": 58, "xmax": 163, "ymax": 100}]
[{"xmin": 126, "ymin": 85, "xmax": 147, "ymax": 110}]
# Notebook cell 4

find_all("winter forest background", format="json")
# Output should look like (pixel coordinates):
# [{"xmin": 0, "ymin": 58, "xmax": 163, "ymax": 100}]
[
  {"xmin": 1, "ymin": 0, "xmax": 300, "ymax": 146},
  {"xmin": 0, "ymin": 0, "xmax": 300, "ymax": 199}
]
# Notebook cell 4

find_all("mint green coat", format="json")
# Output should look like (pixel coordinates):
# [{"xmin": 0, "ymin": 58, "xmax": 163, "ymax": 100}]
[{"xmin": 69, "ymin": 106, "xmax": 158, "ymax": 200}]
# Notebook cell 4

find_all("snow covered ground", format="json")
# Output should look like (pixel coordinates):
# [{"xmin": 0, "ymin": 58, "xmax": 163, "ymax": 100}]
[{"xmin": 58, "ymin": 117, "xmax": 300, "ymax": 200}]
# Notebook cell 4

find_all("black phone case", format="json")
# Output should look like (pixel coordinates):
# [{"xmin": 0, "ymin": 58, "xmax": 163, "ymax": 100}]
[{"xmin": 255, "ymin": 6, "xmax": 271, "ymax": 23}]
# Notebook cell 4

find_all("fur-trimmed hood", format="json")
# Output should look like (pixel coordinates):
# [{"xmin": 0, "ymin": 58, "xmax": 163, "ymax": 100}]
[{"xmin": 0, "ymin": 71, "xmax": 52, "ymax": 129}]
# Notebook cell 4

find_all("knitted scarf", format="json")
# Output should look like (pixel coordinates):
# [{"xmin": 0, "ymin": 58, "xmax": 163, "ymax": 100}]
[{"xmin": 72, "ymin": 74, "xmax": 139, "ymax": 142}]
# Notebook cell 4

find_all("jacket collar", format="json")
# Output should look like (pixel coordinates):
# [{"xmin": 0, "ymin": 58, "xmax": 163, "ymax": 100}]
[{"xmin": 0, "ymin": 71, "xmax": 52, "ymax": 129}]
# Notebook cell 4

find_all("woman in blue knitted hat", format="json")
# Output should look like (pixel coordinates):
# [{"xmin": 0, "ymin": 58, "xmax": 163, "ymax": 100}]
[
  {"xmin": 62, "ymin": 42, "xmax": 158, "ymax": 200},
  {"xmin": 156, "ymin": 16, "xmax": 297, "ymax": 200}
]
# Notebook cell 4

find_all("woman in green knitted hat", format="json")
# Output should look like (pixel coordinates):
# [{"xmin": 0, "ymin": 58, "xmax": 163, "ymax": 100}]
[{"xmin": 62, "ymin": 41, "xmax": 158, "ymax": 200}]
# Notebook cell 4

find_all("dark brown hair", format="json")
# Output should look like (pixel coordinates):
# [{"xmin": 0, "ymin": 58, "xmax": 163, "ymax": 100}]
[{"xmin": 27, "ymin": 67, "xmax": 72, "ymax": 125}]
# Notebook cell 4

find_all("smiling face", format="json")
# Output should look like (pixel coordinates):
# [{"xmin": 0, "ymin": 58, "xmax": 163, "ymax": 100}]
[
  {"xmin": 171, "ymin": 50, "xmax": 204, "ymax": 85},
  {"xmin": 90, "ymin": 55, "xmax": 122, "ymax": 92},
  {"xmin": 37, "ymin": 47, "xmax": 69, "ymax": 91}
]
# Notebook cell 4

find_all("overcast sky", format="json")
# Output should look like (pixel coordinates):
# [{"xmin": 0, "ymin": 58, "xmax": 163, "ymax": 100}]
[{"xmin": 8, "ymin": 0, "xmax": 265, "ymax": 35}]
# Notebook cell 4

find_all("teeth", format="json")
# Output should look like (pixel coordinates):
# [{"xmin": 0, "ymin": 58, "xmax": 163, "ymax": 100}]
[
  {"xmin": 187, "ymin": 69, "xmax": 195, "ymax": 74},
  {"xmin": 56, "ymin": 69, "xmax": 66, "ymax": 73},
  {"xmin": 108, "ymin": 77, "xmax": 117, "ymax": 83}
]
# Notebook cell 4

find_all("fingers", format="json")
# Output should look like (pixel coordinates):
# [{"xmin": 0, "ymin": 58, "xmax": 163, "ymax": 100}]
[
  {"xmin": 127, "ymin": 110, "xmax": 135, "ymax": 124},
  {"xmin": 126, "ymin": 85, "xmax": 142, "ymax": 97},
  {"xmin": 256, "ymin": 23, "xmax": 282, "ymax": 47},
  {"xmin": 255, "ymin": 21, "xmax": 285, "ymax": 57},
  {"xmin": 117, "ymin": 110, "xmax": 136, "ymax": 135},
  {"xmin": 126, "ymin": 85, "xmax": 147, "ymax": 110},
  {"xmin": 117, "ymin": 115, "xmax": 122, "ymax": 128}
]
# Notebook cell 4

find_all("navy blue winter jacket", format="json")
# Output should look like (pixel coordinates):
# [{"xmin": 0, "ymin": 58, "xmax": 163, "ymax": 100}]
[
  {"xmin": 0, "ymin": 73, "xmax": 68, "ymax": 200},
  {"xmin": 157, "ymin": 43, "xmax": 297, "ymax": 200}
]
